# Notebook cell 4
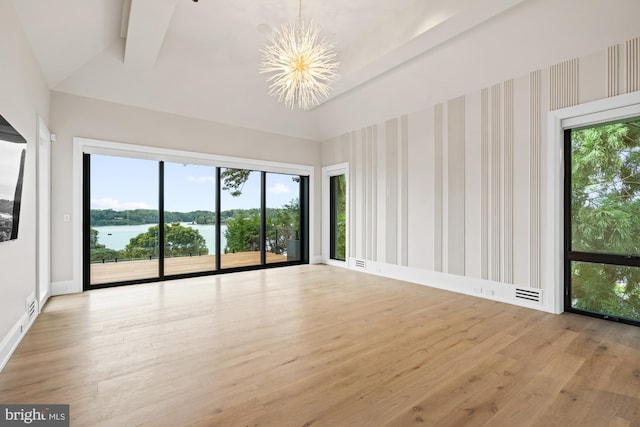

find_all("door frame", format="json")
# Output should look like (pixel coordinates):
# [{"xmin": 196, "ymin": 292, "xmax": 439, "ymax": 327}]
[
  {"xmin": 322, "ymin": 163, "xmax": 349, "ymax": 266},
  {"xmin": 36, "ymin": 116, "xmax": 51, "ymax": 310},
  {"xmin": 71, "ymin": 137, "xmax": 315, "ymax": 293},
  {"xmin": 547, "ymin": 91, "xmax": 640, "ymax": 315}
]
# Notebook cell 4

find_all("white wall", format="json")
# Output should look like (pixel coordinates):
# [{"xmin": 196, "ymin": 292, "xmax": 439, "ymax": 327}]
[
  {"xmin": 49, "ymin": 91, "xmax": 322, "ymax": 287},
  {"xmin": 321, "ymin": 0, "xmax": 640, "ymax": 313},
  {"xmin": 316, "ymin": 0, "xmax": 640, "ymax": 140},
  {"xmin": 0, "ymin": 0, "xmax": 50, "ymax": 363}
]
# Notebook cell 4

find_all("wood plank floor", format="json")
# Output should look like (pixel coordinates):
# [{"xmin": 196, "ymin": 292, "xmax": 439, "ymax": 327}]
[
  {"xmin": 1, "ymin": 265, "xmax": 639, "ymax": 426},
  {"xmin": 90, "ymin": 252, "xmax": 288, "ymax": 284}
]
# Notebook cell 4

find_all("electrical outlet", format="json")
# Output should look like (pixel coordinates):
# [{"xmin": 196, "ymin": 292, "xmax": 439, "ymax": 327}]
[
  {"xmin": 473, "ymin": 287, "xmax": 483, "ymax": 294},
  {"xmin": 483, "ymin": 289, "xmax": 495, "ymax": 296}
]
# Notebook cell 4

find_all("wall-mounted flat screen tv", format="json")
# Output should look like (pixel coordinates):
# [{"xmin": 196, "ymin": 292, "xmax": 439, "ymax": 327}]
[{"xmin": 0, "ymin": 114, "xmax": 27, "ymax": 243}]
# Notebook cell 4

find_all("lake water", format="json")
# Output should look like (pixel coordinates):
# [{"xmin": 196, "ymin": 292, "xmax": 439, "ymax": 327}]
[{"xmin": 93, "ymin": 223, "xmax": 227, "ymax": 253}]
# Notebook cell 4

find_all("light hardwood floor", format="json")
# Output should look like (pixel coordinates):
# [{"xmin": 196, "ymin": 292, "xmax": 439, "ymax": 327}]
[{"xmin": 1, "ymin": 265, "xmax": 639, "ymax": 426}]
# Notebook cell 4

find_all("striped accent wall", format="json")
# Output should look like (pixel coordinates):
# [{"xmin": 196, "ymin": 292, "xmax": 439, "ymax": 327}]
[
  {"xmin": 321, "ymin": 35, "xmax": 639, "ymax": 298},
  {"xmin": 480, "ymin": 89, "xmax": 489, "ymax": 280},
  {"xmin": 447, "ymin": 97, "xmax": 466, "ymax": 275},
  {"xmin": 359, "ymin": 129, "xmax": 367, "ymax": 259},
  {"xmin": 550, "ymin": 58, "xmax": 579, "ymax": 110},
  {"xmin": 369, "ymin": 126, "xmax": 378, "ymax": 261},
  {"xmin": 349, "ymin": 132, "xmax": 357, "ymax": 259},
  {"xmin": 530, "ymin": 70, "xmax": 542, "ymax": 289},
  {"xmin": 490, "ymin": 84, "xmax": 502, "ymax": 282},
  {"xmin": 434, "ymin": 104, "xmax": 444, "ymax": 272},
  {"xmin": 503, "ymin": 80, "xmax": 514, "ymax": 284},
  {"xmin": 399, "ymin": 115, "xmax": 409, "ymax": 266},
  {"xmin": 385, "ymin": 119, "xmax": 398, "ymax": 264},
  {"xmin": 608, "ymin": 45, "xmax": 620, "ymax": 97},
  {"xmin": 626, "ymin": 37, "xmax": 640, "ymax": 93}
]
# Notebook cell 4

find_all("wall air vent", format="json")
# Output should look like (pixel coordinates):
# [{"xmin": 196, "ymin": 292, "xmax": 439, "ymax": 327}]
[
  {"xmin": 26, "ymin": 295, "xmax": 37, "ymax": 320},
  {"xmin": 515, "ymin": 288, "xmax": 542, "ymax": 304},
  {"xmin": 354, "ymin": 259, "xmax": 366, "ymax": 269}
]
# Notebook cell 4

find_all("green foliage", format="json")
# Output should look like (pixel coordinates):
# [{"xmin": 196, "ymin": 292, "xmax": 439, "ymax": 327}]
[
  {"xmin": 223, "ymin": 199, "xmax": 301, "ymax": 255},
  {"xmin": 224, "ymin": 214, "xmax": 260, "ymax": 253},
  {"xmin": 89, "ymin": 228, "xmax": 122, "ymax": 262},
  {"xmin": 570, "ymin": 120, "xmax": 640, "ymax": 320},
  {"xmin": 123, "ymin": 223, "xmax": 208, "ymax": 260},
  {"xmin": 333, "ymin": 175, "xmax": 347, "ymax": 260},
  {"xmin": 91, "ymin": 209, "xmax": 219, "ymax": 226},
  {"xmin": 266, "ymin": 199, "xmax": 300, "ymax": 255},
  {"xmin": 221, "ymin": 169, "xmax": 251, "ymax": 197}
]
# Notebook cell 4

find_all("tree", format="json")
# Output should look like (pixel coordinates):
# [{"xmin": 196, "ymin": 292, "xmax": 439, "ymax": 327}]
[
  {"xmin": 266, "ymin": 199, "xmax": 300, "ymax": 255},
  {"xmin": 570, "ymin": 120, "xmax": 640, "ymax": 320},
  {"xmin": 124, "ymin": 223, "xmax": 208, "ymax": 259},
  {"xmin": 221, "ymin": 169, "xmax": 252, "ymax": 197},
  {"xmin": 333, "ymin": 175, "xmax": 347, "ymax": 260},
  {"xmin": 89, "ymin": 228, "xmax": 120, "ymax": 262},
  {"xmin": 221, "ymin": 168, "xmax": 300, "ymax": 198},
  {"xmin": 224, "ymin": 214, "xmax": 261, "ymax": 253}
]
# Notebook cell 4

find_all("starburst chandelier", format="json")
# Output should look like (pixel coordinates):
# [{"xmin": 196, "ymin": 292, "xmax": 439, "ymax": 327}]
[{"xmin": 259, "ymin": 0, "xmax": 339, "ymax": 110}]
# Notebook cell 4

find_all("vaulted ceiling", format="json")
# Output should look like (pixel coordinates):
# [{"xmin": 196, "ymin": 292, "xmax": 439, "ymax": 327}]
[{"xmin": 11, "ymin": 0, "xmax": 525, "ymax": 140}]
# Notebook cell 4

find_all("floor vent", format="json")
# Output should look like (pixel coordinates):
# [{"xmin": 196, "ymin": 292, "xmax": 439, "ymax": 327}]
[
  {"xmin": 354, "ymin": 259, "xmax": 366, "ymax": 269},
  {"xmin": 26, "ymin": 296, "xmax": 37, "ymax": 320},
  {"xmin": 515, "ymin": 288, "xmax": 542, "ymax": 304}
]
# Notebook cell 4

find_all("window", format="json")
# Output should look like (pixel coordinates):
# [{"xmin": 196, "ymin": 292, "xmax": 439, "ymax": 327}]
[
  {"xmin": 266, "ymin": 173, "xmax": 301, "ymax": 263},
  {"xmin": 84, "ymin": 154, "xmax": 309, "ymax": 288},
  {"xmin": 86, "ymin": 154, "xmax": 160, "ymax": 285},
  {"xmin": 330, "ymin": 174, "xmax": 346, "ymax": 261},
  {"xmin": 163, "ymin": 162, "xmax": 217, "ymax": 275},
  {"xmin": 220, "ymin": 168, "xmax": 262, "ymax": 269},
  {"xmin": 565, "ymin": 117, "xmax": 640, "ymax": 325}
]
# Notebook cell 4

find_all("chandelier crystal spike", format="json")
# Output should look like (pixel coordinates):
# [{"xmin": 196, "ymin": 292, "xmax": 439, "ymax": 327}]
[{"xmin": 259, "ymin": 0, "xmax": 339, "ymax": 110}]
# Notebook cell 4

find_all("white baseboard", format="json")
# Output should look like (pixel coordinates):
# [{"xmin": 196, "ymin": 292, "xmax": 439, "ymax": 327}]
[
  {"xmin": 38, "ymin": 291, "xmax": 50, "ymax": 313},
  {"xmin": 347, "ymin": 258, "xmax": 555, "ymax": 314},
  {"xmin": 0, "ymin": 297, "xmax": 38, "ymax": 373},
  {"xmin": 51, "ymin": 279, "xmax": 81, "ymax": 296}
]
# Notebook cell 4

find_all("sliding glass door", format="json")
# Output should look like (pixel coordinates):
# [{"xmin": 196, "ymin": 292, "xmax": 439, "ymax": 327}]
[
  {"xmin": 88, "ymin": 154, "xmax": 159, "ymax": 285},
  {"xmin": 163, "ymin": 162, "xmax": 217, "ymax": 275},
  {"xmin": 85, "ymin": 156, "xmax": 309, "ymax": 288},
  {"xmin": 220, "ymin": 168, "xmax": 262, "ymax": 269},
  {"xmin": 565, "ymin": 118, "xmax": 640, "ymax": 325},
  {"xmin": 266, "ymin": 173, "xmax": 301, "ymax": 264}
]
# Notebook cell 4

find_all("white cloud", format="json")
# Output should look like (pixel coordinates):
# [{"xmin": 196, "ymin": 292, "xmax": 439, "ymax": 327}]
[
  {"xmin": 187, "ymin": 175, "xmax": 216, "ymax": 185},
  {"xmin": 268, "ymin": 183, "xmax": 290, "ymax": 195},
  {"xmin": 90, "ymin": 198, "xmax": 152, "ymax": 210}
]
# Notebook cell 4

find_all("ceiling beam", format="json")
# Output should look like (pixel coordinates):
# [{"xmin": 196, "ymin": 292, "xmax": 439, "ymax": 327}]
[{"xmin": 124, "ymin": 0, "xmax": 179, "ymax": 68}]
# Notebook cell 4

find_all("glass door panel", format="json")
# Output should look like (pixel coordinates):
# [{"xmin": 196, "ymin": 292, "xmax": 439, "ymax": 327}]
[
  {"xmin": 265, "ymin": 173, "xmax": 300, "ymax": 264},
  {"xmin": 220, "ymin": 168, "xmax": 262, "ymax": 269},
  {"xmin": 330, "ymin": 174, "xmax": 346, "ymax": 261},
  {"xmin": 566, "ymin": 118, "xmax": 640, "ymax": 324},
  {"xmin": 89, "ymin": 155, "xmax": 159, "ymax": 285},
  {"xmin": 163, "ymin": 162, "xmax": 217, "ymax": 275}
]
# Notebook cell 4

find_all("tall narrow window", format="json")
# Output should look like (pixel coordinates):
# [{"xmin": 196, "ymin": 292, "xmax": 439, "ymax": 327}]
[
  {"xmin": 88, "ymin": 154, "xmax": 159, "ymax": 285},
  {"xmin": 266, "ymin": 173, "xmax": 301, "ymax": 263},
  {"xmin": 565, "ymin": 118, "xmax": 640, "ymax": 325},
  {"xmin": 220, "ymin": 168, "xmax": 262, "ymax": 269},
  {"xmin": 163, "ymin": 162, "xmax": 217, "ymax": 275},
  {"xmin": 330, "ymin": 174, "xmax": 346, "ymax": 261}
]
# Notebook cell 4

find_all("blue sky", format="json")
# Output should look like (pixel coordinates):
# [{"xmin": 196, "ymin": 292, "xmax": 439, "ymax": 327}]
[{"xmin": 90, "ymin": 154, "xmax": 299, "ymax": 211}]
